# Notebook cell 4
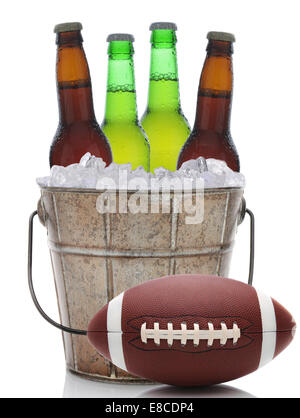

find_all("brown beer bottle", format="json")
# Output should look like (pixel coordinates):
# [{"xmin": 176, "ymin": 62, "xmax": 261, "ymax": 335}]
[
  {"xmin": 50, "ymin": 22, "xmax": 112, "ymax": 167},
  {"xmin": 177, "ymin": 32, "xmax": 240, "ymax": 171}
]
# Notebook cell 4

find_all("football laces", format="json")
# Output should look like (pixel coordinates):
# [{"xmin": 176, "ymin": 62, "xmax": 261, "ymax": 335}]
[{"xmin": 140, "ymin": 321, "xmax": 241, "ymax": 347}]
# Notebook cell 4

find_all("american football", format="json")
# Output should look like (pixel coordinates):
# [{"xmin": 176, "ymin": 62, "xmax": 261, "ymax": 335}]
[{"xmin": 87, "ymin": 275, "xmax": 296, "ymax": 386}]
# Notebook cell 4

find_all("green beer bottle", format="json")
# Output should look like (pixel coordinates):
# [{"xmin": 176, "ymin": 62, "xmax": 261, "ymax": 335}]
[
  {"xmin": 101, "ymin": 34, "xmax": 150, "ymax": 171},
  {"xmin": 141, "ymin": 22, "xmax": 190, "ymax": 172}
]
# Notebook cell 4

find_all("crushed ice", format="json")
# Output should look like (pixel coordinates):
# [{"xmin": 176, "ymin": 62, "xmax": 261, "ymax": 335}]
[{"xmin": 37, "ymin": 153, "xmax": 245, "ymax": 190}]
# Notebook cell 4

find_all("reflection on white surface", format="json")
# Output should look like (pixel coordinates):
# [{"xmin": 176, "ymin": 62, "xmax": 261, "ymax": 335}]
[
  {"xmin": 63, "ymin": 371, "xmax": 155, "ymax": 398},
  {"xmin": 139, "ymin": 384, "xmax": 256, "ymax": 398},
  {"xmin": 63, "ymin": 371, "xmax": 255, "ymax": 398}
]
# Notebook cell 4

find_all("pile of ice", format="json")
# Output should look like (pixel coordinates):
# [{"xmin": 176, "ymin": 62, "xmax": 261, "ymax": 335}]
[{"xmin": 37, "ymin": 153, "xmax": 245, "ymax": 190}]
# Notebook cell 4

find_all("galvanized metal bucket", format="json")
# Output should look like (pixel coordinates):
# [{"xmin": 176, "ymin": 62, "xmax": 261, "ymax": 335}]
[{"xmin": 31, "ymin": 186, "xmax": 249, "ymax": 382}]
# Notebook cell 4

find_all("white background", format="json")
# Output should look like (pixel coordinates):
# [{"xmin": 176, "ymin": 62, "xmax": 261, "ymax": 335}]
[{"xmin": 0, "ymin": 0, "xmax": 299, "ymax": 398}]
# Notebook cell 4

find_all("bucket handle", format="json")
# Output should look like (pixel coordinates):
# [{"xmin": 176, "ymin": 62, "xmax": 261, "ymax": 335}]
[
  {"xmin": 245, "ymin": 207, "xmax": 255, "ymax": 286},
  {"xmin": 28, "ymin": 204, "xmax": 255, "ymax": 335},
  {"xmin": 28, "ymin": 211, "xmax": 87, "ymax": 336}
]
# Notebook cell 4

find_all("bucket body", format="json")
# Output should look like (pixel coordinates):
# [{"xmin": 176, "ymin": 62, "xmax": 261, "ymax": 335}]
[{"xmin": 39, "ymin": 186, "xmax": 244, "ymax": 382}]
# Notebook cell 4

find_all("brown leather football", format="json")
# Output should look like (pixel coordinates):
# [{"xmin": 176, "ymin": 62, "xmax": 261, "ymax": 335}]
[{"xmin": 87, "ymin": 275, "xmax": 296, "ymax": 386}]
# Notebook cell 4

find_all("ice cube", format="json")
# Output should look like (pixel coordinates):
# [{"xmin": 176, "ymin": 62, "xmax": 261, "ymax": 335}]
[
  {"xmin": 118, "ymin": 163, "xmax": 132, "ymax": 173},
  {"xmin": 79, "ymin": 152, "xmax": 92, "ymax": 167},
  {"xmin": 36, "ymin": 176, "xmax": 50, "ymax": 187},
  {"xmin": 197, "ymin": 157, "xmax": 208, "ymax": 173},
  {"xmin": 179, "ymin": 159, "xmax": 200, "ymax": 172},
  {"xmin": 202, "ymin": 171, "xmax": 225, "ymax": 188},
  {"xmin": 85, "ymin": 155, "xmax": 106, "ymax": 171},
  {"xmin": 37, "ymin": 154, "xmax": 245, "ymax": 190},
  {"xmin": 179, "ymin": 157, "xmax": 208, "ymax": 178},
  {"xmin": 206, "ymin": 158, "xmax": 229, "ymax": 175},
  {"xmin": 154, "ymin": 167, "xmax": 170, "ymax": 179}
]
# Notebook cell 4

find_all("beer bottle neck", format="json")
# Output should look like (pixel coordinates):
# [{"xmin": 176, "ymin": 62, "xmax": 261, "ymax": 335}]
[
  {"xmin": 104, "ymin": 41, "xmax": 138, "ymax": 123},
  {"xmin": 56, "ymin": 31, "xmax": 96, "ymax": 125},
  {"xmin": 147, "ymin": 30, "xmax": 180, "ymax": 111},
  {"xmin": 194, "ymin": 40, "xmax": 233, "ymax": 133}
]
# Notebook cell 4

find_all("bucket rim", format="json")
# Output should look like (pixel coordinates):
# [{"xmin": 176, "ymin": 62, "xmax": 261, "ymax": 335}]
[{"xmin": 38, "ymin": 185, "xmax": 244, "ymax": 194}]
